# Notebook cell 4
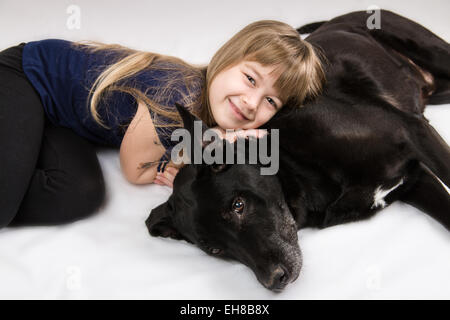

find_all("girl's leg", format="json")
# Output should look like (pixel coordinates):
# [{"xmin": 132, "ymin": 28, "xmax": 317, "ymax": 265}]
[
  {"xmin": 9, "ymin": 123, "xmax": 106, "ymax": 227},
  {"xmin": 0, "ymin": 43, "xmax": 45, "ymax": 228}
]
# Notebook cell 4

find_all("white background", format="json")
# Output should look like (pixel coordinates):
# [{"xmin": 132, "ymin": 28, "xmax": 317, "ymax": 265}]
[{"xmin": 1, "ymin": 0, "xmax": 449, "ymax": 63}]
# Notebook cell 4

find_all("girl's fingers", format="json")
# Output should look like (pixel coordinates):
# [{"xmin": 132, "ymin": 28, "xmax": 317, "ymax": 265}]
[
  {"xmin": 165, "ymin": 166, "xmax": 179, "ymax": 176},
  {"xmin": 155, "ymin": 167, "xmax": 179, "ymax": 188},
  {"xmin": 234, "ymin": 130, "xmax": 248, "ymax": 139},
  {"xmin": 155, "ymin": 173, "xmax": 173, "ymax": 188},
  {"xmin": 210, "ymin": 127, "xmax": 268, "ymax": 143},
  {"xmin": 163, "ymin": 167, "xmax": 178, "ymax": 182},
  {"xmin": 256, "ymin": 129, "xmax": 268, "ymax": 138},
  {"xmin": 246, "ymin": 129, "xmax": 268, "ymax": 138},
  {"xmin": 223, "ymin": 133, "xmax": 237, "ymax": 143},
  {"xmin": 229, "ymin": 129, "xmax": 268, "ymax": 141}
]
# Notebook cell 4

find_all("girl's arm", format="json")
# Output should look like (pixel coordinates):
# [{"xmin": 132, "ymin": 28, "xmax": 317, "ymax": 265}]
[
  {"xmin": 120, "ymin": 102, "xmax": 268, "ymax": 187},
  {"xmin": 120, "ymin": 101, "xmax": 166, "ymax": 185}
]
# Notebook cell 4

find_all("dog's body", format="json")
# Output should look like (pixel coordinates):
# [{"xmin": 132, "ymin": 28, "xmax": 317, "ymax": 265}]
[
  {"xmin": 147, "ymin": 10, "xmax": 450, "ymax": 291},
  {"xmin": 265, "ymin": 10, "xmax": 450, "ymax": 231}
]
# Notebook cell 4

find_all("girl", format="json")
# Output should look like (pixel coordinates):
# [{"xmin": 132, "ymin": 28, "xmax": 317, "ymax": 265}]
[{"xmin": 0, "ymin": 20, "xmax": 325, "ymax": 228}]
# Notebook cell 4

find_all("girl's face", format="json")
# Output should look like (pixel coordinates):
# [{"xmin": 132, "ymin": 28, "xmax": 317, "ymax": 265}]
[{"xmin": 209, "ymin": 60, "xmax": 283, "ymax": 130}]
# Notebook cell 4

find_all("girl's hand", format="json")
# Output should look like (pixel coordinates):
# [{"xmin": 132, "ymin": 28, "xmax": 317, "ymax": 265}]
[
  {"xmin": 210, "ymin": 126, "xmax": 268, "ymax": 143},
  {"xmin": 153, "ymin": 159, "xmax": 184, "ymax": 188},
  {"xmin": 154, "ymin": 166, "xmax": 179, "ymax": 188}
]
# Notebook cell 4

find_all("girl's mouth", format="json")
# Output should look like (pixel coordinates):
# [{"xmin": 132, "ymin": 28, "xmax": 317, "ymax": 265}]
[{"xmin": 229, "ymin": 99, "xmax": 248, "ymax": 121}]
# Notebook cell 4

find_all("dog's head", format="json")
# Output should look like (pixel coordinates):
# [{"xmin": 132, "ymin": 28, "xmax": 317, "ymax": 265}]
[{"xmin": 146, "ymin": 104, "xmax": 301, "ymax": 291}]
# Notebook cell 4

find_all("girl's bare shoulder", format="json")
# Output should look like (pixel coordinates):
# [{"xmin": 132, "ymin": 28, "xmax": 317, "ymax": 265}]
[{"xmin": 119, "ymin": 101, "xmax": 165, "ymax": 184}]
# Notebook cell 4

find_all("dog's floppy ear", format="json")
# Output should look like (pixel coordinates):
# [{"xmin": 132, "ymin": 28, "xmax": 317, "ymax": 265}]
[
  {"xmin": 175, "ymin": 103, "xmax": 217, "ymax": 152},
  {"xmin": 175, "ymin": 102, "xmax": 208, "ymax": 132},
  {"xmin": 174, "ymin": 103, "xmax": 215, "ymax": 164},
  {"xmin": 175, "ymin": 102, "xmax": 210, "ymax": 144},
  {"xmin": 145, "ymin": 196, "xmax": 183, "ymax": 240}
]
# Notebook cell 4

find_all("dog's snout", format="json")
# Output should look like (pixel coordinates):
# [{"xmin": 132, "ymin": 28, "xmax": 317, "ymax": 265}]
[{"xmin": 264, "ymin": 265, "xmax": 291, "ymax": 291}]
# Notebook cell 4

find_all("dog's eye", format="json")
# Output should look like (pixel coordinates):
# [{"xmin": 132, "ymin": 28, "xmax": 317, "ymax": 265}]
[
  {"xmin": 199, "ymin": 240, "xmax": 222, "ymax": 255},
  {"xmin": 209, "ymin": 248, "xmax": 222, "ymax": 255},
  {"xmin": 232, "ymin": 197, "xmax": 245, "ymax": 214}
]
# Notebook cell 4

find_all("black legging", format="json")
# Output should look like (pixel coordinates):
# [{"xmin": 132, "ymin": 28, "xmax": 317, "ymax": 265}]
[{"xmin": 0, "ymin": 43, "xmax": 105, "ymax": 228}]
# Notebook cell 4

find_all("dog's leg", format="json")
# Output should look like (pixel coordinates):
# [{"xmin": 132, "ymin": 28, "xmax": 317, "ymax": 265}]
[
  {"xmin": 366, "ymin": 10, "xmax": 450, "ymax": 104},
  {"xmin": 325, "ymin": 10, "xmax": 450, "ymax": 104},
  {"xmin": 319, "ymin": 186, "xmax": 379, "ymax": 228},
  {"xmin": 297, "ymin": 21, "xmax": 327, "ymax": 34},
  {"xmin": 400, "ymin": 164, "xmax": 450, "ymax": 231},
  {"xmin": 408, "ymin": 118, "xmax": 450, "ymax": 190}
]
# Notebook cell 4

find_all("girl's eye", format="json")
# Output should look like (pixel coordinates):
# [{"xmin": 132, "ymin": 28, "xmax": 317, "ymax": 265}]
[
  {"xmin": 245, "ymin": 73, "xmax": 278, "ymax": 108},
  {"xmin": 266, "ymin": 97, "xmax": 277, "ymax": 108},
  {"xmin": 245, "ymin": 74, "xmax": 256, "ymax": 86}
]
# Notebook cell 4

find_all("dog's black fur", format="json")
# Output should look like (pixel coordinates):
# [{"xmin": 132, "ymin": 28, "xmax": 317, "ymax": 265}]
[{"xmin": 146, "ymin": 10, "xmax": 450, "ymax": 291}]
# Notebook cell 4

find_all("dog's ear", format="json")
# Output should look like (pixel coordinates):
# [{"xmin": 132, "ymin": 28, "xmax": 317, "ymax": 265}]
[
  {"xmin": 145, "ymin": 196, "xmax": 184, "ymax": 241},
  {"xmin": 175, "ymin": 103, "xmax": 201, "ymax": 130},
  {"xmin": 174, "ymin": 103, "xmax": 214, "ymax": 163},
  {"xmin": 175, "ymin": 102, "xmax": 210, "ymax": 141}
]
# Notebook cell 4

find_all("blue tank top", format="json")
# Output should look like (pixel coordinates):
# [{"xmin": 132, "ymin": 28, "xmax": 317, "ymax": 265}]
[{"xmin": 21, "ymin": 39, "xmax": 202, "ymax": 171}]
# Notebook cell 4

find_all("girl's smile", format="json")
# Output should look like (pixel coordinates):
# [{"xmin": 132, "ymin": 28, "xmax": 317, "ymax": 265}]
[{"xmin": 229, "ymin": 98, "xmax": 249, "ymax": 121}]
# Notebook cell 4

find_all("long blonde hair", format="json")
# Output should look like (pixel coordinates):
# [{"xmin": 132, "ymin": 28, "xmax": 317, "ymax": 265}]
[{"xmin": 73, "ymin": 19, "xmax": 326, "ymax": 131}]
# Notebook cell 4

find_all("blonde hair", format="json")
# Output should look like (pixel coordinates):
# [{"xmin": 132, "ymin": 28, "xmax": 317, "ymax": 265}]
[
  {"xmin": 71, "ymin": 41, "xmax": 204, "ymax": 130},
  {"xmin": 202, "ymin": 20, "xmax": 326, "ymax": 126},
  {"xmin": 73, "ymin": 19, "xmax": 326, "ymax": 131}
]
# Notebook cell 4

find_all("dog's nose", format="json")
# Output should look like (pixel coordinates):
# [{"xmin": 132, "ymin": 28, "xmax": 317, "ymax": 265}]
[{"xmin": 265, "ymin": 265, "xmax": 290, "ymax": 291}]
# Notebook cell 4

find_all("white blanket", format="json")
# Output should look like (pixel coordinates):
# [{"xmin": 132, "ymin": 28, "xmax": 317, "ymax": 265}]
[
  {"xmin": 1, "ymin": 110, "xmax": 448, "ymax": 300},
  {"xmin": 0, "ymin": 0, "xmax": 449, "ymax": 300}
]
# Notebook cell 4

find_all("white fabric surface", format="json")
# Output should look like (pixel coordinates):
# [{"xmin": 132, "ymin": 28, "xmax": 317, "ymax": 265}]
[
  {"xmin": 0, "ymin": 0, "xmax": 449, "ymax": 300},
  {"xmin": 1, "ymin": 106, "xmax": 448, "ymax": 300}
]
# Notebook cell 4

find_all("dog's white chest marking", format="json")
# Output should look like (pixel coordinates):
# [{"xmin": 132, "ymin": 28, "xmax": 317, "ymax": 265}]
[{"xmin": 371, "ymin": 179, "xmax": 404, "ymax": 209}]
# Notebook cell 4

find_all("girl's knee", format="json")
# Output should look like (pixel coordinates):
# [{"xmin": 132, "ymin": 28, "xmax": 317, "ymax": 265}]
[
  {"xmin": 37, "ymin": 172, "xmax": 105, "ymax": 225},
  {"xmin": 9, "ymin": 169, "xmax": 106, "ymax": 227},
  {"xmin": 0, "ymin": 209, "xmax": 17, "ymax": 229},
  {"xmin": 76, "ymin": 170, "xmax": 106, "ymax": 216},
  {"xmin": 61, "ymin": 170, "xmax": 106, "ymax": 222}
]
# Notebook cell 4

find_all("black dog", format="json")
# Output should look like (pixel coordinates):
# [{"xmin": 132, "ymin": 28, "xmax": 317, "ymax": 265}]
[{"xmin": 146, "ymin": 10, "xmax": 450, "ymax": 291}]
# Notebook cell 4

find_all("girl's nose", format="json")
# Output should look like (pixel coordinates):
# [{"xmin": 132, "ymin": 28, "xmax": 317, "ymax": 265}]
[{"xmin": 241, "ymin": 95, "xmax": 259, "ymax": 112}]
